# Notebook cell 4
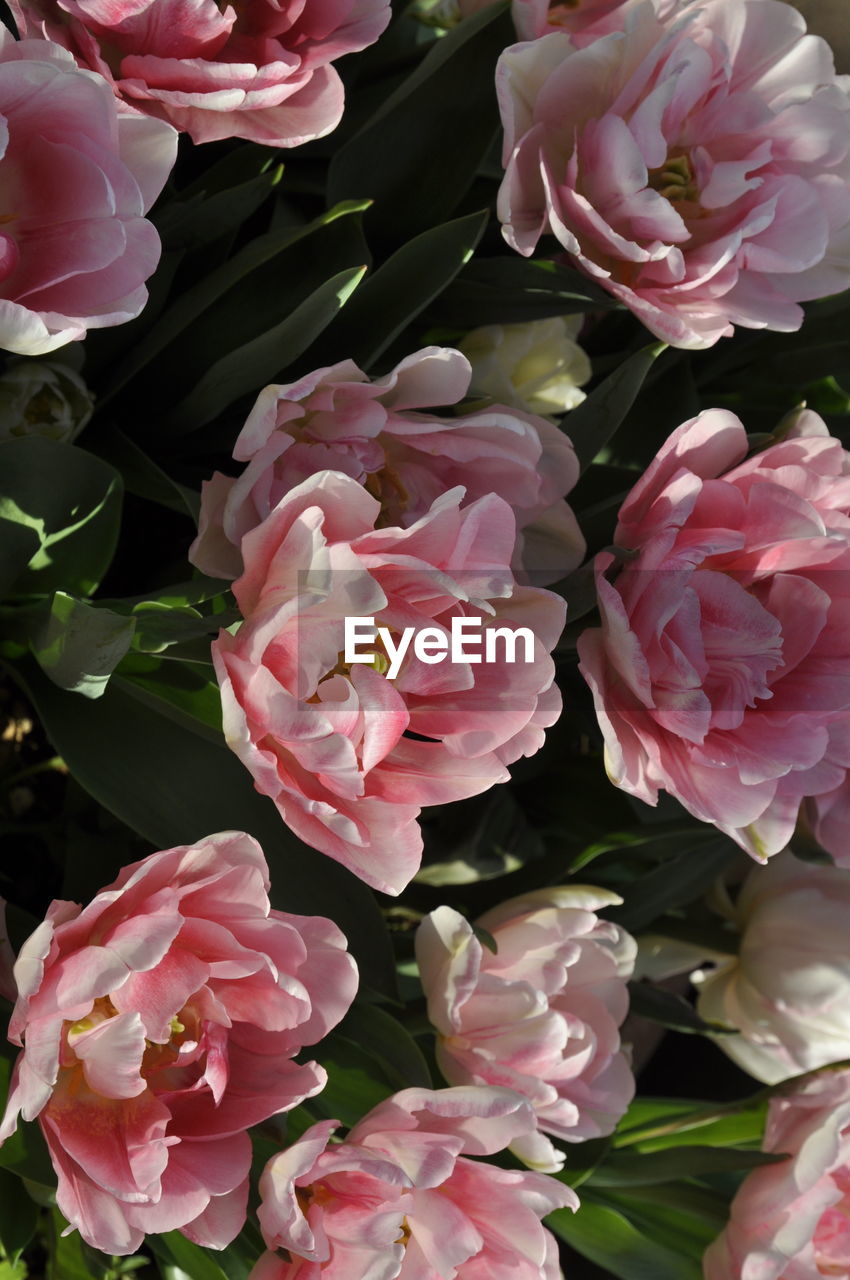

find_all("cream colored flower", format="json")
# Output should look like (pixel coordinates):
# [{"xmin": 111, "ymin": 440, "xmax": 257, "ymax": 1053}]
[{"xmin": 459, "ymin": 316, "xmax": 591, "ymax": 417}]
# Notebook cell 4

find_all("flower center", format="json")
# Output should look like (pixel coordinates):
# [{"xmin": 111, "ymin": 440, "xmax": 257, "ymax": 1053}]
[
  {"xmin": 648, "ymin": 152, "xmax": 698, "ymax": 204},
  {"xmin": 546, "ymin": 0, "xmax": 581, "ymax": 20},
  {"xmin": 365, "ymin": 463, "xmax": 410, "ymax": 525}
]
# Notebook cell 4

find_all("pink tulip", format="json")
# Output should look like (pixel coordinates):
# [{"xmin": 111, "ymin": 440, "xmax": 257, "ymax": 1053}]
[
  {"xmin": 0, "ymin": 31, "xmax": 175, "ymax": 355},
  {"xmin": 12, "ymin": 0, "xmax": 391, "ymax": 146},
  {"xmin": 0, "ymin": 832, "xmax": 358, "ymax": 1255},
  {"xmin": 416, "ymin": 888, "xmax": 636, "ymax": 1171},
  {"xmin": 497, "ymin": 0, "xmax": 850, "ymax": 348},
  {"xmin": 704, "ymin": 1067, "xmax": 850, "ymax": 1280},
  {"xmin": 212, "ymin": 470, "xmax": 566, "ymax": 896},
  {"xmin": 251, "ymin": 1085, "xmax": 577, "ymax": 1280},
  {"xmin": 578, "ymin": 408, "xmax": 850, "ymax": 860},
  {"xmin": 190, "ymin": 347, "xmax": 584, "ymax": 586}
]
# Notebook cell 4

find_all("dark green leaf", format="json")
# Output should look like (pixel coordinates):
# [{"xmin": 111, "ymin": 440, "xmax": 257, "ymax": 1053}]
[
  {"xmin": 335, "ymin": 1003, "xmax": 432, "ymax": 1089},
  {"xmin": 588, "ymin": 1144, "xmax": 784, "ymax": 1187},
  {"xmin": 0, "ymin": 1168, "xmax": 39, "ymax": 1263},
  {"xmin": 149, "ymin": 1233, "xmax": 230, "ymax": 1280},
  {"xmin": 31, "ymin": 593, "xmax": 136, "ymax": 699},
  {"xmin": 429, "ymin": 256, "xmax": 617, "ymax": 327},
  {"xmin": 570, "ymin": 345, "xmax": 666, "ymax": 471},
  {"xmin": 548, "ymin": 1199, "xmax": 702, "ymax": 1280},
  {"xmin": 13, "ymin": 659, "xmax": 396, "ymax": 997},
  {"xmin": 0, "ymin": 438, "xmax": 122, "ymax": 597},
  {"xmin": 627, "ymin": 982, "xmax": 737, "ymax": 1037},
  {"xmin": 155, "ymin": 167, "xmax": 282, "ymax": 252},
  {"xmin": 102, "ymin": 200, "xmax": 370, "ymax": 401},
  {"xmin": 114, "ymin": 656, "xmax": 224, "ymax": 744},
  {"xmin": 327, "ymin": 3, "xmax": 512, "ymax": 239},
  {"xmin": 607, "ymin": 836, "xmax": 743, "ymax": 933},
  {"xmin": 614, "ymin": 1095, "xmax": 768, "ymax": 1153},
  {"xmin": 312, "ymin": 1034, "xmax": 397, "ymax": 1127},
  {"xmin": 90, "ymin": 429, "xmax": 199, "ymax": 521},
  {"xmin": 169, "ymin": 265, "xmax": 367, "ymax": 431},
  {"xmin": 319, "ymin": 210, "xmax": 488, "ymax": 369}
]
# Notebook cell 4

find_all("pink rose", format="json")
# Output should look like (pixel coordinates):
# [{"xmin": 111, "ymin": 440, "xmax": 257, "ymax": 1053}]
[
  {"xmin": 416, "ymin": 888, "xmax": 636, "ymax": 1172},
  {"xmin": 251, "ymin": 1085, "xmax": 577, "ymax": 1280},
  {"xmin": 211, "ymin": 470, "xmax": 566, "ymax": 895},
  {"xmin": 695, "ymin": 854, "xmax": 850, "ymax": 1084},
  {"xmin": 0, "ymin": 32, "xmax": 175, "ymax": 356},
  {"xmin": 496, "ymin": 0, "xmax": 850, "ymax": 348},
  {"xmin": 577, "ymin": 408, "xmax": 850, "ymax": 860},
  {"xmin": 13, "ymin": 0, "xmax": 391, "ymax": 146},
  {"xmin": 0, "ymin": 832, "xmax": 358, "ymax": 1256},
  {"xmin": 704, "ymin": 1067, "xmax": 850, "ymax": 1280},
  {"xmin": 190, "ymin": 347, "xmax": 584, "ymax": 586}
]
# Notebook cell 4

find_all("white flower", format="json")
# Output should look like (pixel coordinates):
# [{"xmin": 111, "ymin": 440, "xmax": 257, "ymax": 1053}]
[{"xmin": 459, "ymin": 316, "xmax": 591, "ymax": 417}]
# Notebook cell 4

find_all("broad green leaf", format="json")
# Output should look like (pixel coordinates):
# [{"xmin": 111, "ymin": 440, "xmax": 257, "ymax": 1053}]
[
  {"xmin": 335, "ymin": 1004, "xmax": 432, "ymax": 1090},
  {"xmin": 149, "ymin": 1234, "xmax": 229, "ymax": 1280},
  {"xmin": 91, "ymin": 429, "xmax": 199, "ymax": 521},
  {"xmin": 155, "ymin": 167, "xmax": 282, "ymax": 252},
  {"xmin": 626, "ymin": 982, "xmax": 737, "ymax": 1037},
  {"xmin": 0, "ymin": 1169, "xmax": 39, "ymax": 1263},
  {"xmin": 589, "ymin": 1187, "xmax": 720, "ymax": 1260},
  {"xmin": 328, "ymin": 3, "xmax": 513, "ymax": 239},
  {"xmin": 169, "ymin": 265, "xmax": 367, "ymax": 431},
  {"xmin": 312, "ymin": 1034, "xmax": 397, "ymax": 1127},
  {"xmin": 614, "ymin": 1095, "xmax": 768, "ymax": 1152},
  {"xmin": 31, "ymin": 594, "xmax": 135, "ymax": 699},
  {"xmin": 129, "ymin": 602, "xmax": 229, "ymax": 655},
  {"xmin": 429, "ymin": 256, "xmax": 617, "ymax": 327},
  {"xmin": 548, "ymin": 1199, "xmax": 702, "ymax": 1280},
  {"xmin": 588, "ymin": 1144, "xmax": 785, "ymax": 1188},
  {"xmin": 569, "ymin": 345, "xmax": 666, "ymax": 471},
  {"xmin": 102, "ymin": 200, "xmax": 371, "ymax": 402},
  {"xmin": 0, "ymin": 438, "xmax": 122, "ymax": 598},
  {"xmin": 14, "ymin": 660, "xmax": 396, "ymax": 997},
  {"xmin": 318, "ymin": 210, "xmax": 488, "ymax": 369},
  {"xmin": 607, "ymin": 836, "xmax": 744, "ymax": 933},
  {"xmin": 114, "ymin": 656, "xmax": 224, "ymax": 743}
]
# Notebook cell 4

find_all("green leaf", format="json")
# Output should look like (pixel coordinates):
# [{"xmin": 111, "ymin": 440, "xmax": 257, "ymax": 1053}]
[
  {"xmin": 335, "ymin": 1004, "xmax": 432, "ymax": 1090},
  {"xmin": 626, "ymin": 982, "xmax": 737, "ymax": 1037},
  {"xmin": 312, "ymin": 1035, "xmax": 397, "ymax": 1127},
  {"xmin": 0, "ymin": 438, "xmax": 122, "ymax": 598},
  {"xmin": 588, "ymin": 1145, "xmax": 784, "ymax": 1188},
  {"xmin": 129, "ymin": 602, "xmax": 229, "ymax": 655},
  {"xmin": 607, "ymin": 836, "xmax": 744, "ymax": 933},
  {"xmin": 155, "ymin": 167, "xmax": 281, "ymax": 252},
  {"xmin": 318, "ymin": 210, "xmax": 488, "ymax": 369},
  {"xmin": 0, "ymin": 1169, "xmax": 39, "ymax": 1263},
  {"xmin": 327, "ymin": 3, "xmax": 513, "ymax": 239},
  {"xmin": 149, "ymin": 1234, "xmax": 229, "ymax": 1280},
  {"xmin": 31, "ymin": 594, "xmax": 135, "ymax": 699},
  {"xmin": 102, "ymin": 200, "xmax": 371, "ymax": 402},
  {"xmin": 614, "ymin": 1095, "xmax": 768, "ymax": 1152},
  {"xmin": 114, "ymin": 656, "xmax": 224, "ymax": 744},
  {"xmin": 169, "ymin": 264, "xmax": 367, "ymax": 431},
  {"xmin": 429, "ymin": 256, "xmax": 617, "ymax": 327},
  {"xmin": 13, "ymin": 659, "xmax": 396, "ymax": 998},
  {"xmin": 548, "ymin": 1199, "xmax": 702, "ymax": 1280},
  {"xmin": 569, "ymin": 345, "xmax": 666, "ymax": 472},
  {"xmin": 91, "ymin": 429, "xmax": 199, "ymax": 521}
]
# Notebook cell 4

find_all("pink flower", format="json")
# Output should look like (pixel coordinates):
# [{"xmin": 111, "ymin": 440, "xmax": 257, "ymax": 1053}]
[
  {"xmin": 511, "ymin": 0, "xmax": 677, "ymax": 44},
  {"xmin": 13, "ymin": 0, "xmax": 391, "ymax": 147},
  {"xmin": 496, "ymin": 0, "xmax": 850, "ymax": 348},
  {"xmin": 190, "ymin": 347, "xmax": 584, "ymax": 586},
  {"xmin": 0, "ymin": 832, "xmax": 358, "ymax": 1256},
  {"xmin": 703, "ymin": 1067, "xmax": 850, "ymax": 1280},
  {"xmin": 251, "ymin": 1085, "xmax": 577, "ymax": 1280},
  {"xmin": 0, "ymin": 32, "xmax": 175, "ymax": 356},
  {"xmin": 577, "ymin": 408, "xmax": 850, "ymax": 860},
  {"xmin": 416, "ymin": 888, "xmax": 636, "ymax": 1172},
  {"xmin": 211, "ymin": 470, "xmax": 566, "ymax": 896},
  {"xmin": 695, "ymin": 854, "xmax": 850, "ymax": 1084}
]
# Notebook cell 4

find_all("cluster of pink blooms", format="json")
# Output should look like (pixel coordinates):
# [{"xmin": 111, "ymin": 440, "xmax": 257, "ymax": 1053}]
[{"xmin": 4, "ymin": 0, "xmax": 850, "ymax": 1275}]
